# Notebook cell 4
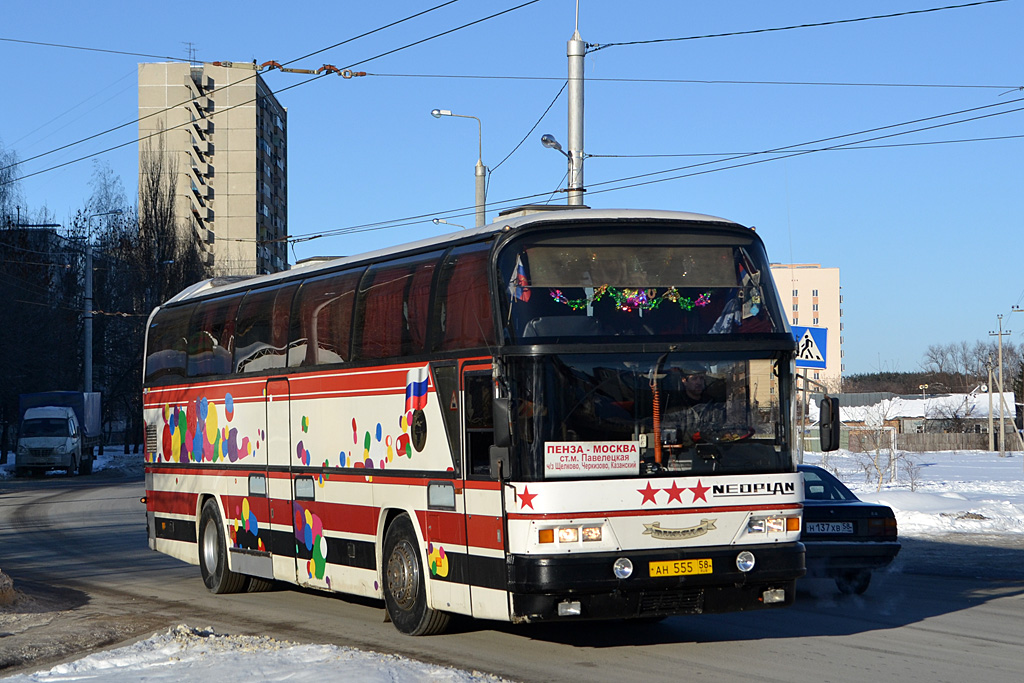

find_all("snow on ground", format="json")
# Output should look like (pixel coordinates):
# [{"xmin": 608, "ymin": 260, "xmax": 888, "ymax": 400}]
[
  {"xmin": 0, "ymin": 625, "xmax": 511, "ymax": 682},
  {"xmin": 2, "ymin": 447, "xmax": 1022, "ymax": 680},
  {"xmin": 802, "ymin": 449, "xmax": 1024, "ymax": 536}
]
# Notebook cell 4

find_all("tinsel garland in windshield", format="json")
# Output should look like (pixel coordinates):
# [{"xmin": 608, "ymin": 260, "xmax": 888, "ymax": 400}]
[{"xmin": 549, "ymin": 285, "xmax": 712, "ymax": 313}]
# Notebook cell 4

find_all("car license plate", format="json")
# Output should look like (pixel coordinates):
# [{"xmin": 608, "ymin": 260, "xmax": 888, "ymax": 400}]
[
  {"xmin": 805, "ymin": 521, "xmax": 854, "ymax": 534},
  {"xmin": 649, "ymin": 558, "xmax": 713, "ymax": 577}
]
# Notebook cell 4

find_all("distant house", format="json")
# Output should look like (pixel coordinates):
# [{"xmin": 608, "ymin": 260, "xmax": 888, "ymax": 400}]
[{"xmin": 807, "ymin": 390, "xmax": 1019, "ymax": 451}]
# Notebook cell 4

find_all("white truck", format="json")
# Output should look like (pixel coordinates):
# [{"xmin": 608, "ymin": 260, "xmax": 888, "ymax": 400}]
[{"xmin": 16, "ymin": 392, "xmax": 100, "ymax": 476}]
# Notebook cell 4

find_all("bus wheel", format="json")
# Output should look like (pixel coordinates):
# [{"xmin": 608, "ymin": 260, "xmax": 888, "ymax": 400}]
[
  {"xmin": 79, "ymin": 452, "xmax": 93, "ymax": 476},
  {"xmin": 199, "ymin": 499, "xmax": 246, "ymax": 594},
  {"xmin": 67, "ymin": 455, "xmax": 78, "ymax": 477},
  {"xmin": 382, "ymin": 514, "xmax": 450, "ymax": 636},
  {"xmin": 836, "ymin": 570, "xmax": 871, "ymax": 595}
]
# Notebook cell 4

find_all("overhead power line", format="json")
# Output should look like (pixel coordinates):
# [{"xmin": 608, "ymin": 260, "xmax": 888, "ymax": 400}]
[
  {"xmin": 588, "ymin": 133, "xmax": 1024, "ymax": 158},
  {"xmin": 0, "ymin": 36, "xmax": 195, "ymax": 62},
  {"xmin": 0, "ymin": 0, "xmax": 544, "ymax": 185},
  {"xmin": 0, "ymin": 0, "xmax": 465, "ymax": 177},
  {"xmin": 274, "ymin": 96, "xmax": 1024, "ymax": 245},
  {"xmin": 588, "ymin": 0, "xmax": 1009, "ymax": 52},
  {"xmin": 368, "ymin": 71, "xmax": 1021, "ymax": 91}
]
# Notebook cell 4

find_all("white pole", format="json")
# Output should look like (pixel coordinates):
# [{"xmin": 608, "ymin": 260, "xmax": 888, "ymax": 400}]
[{"xmin": 567, "ymin": 28, "xmax": 585, "ymax": 205}]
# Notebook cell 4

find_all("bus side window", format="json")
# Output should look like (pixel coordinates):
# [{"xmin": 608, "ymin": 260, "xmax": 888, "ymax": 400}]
[
  {"xmin": 187, "ymin": 294, "xmax": 241, "ymax": 377},
  {"xmin": 234, "ymin": 284, "xmax": 298, "ymax": 373},
  {"xmin": 288, "ymin": 269, "xmax": 362, "ymax": 367},
  {"xmin": 433, "ymin": 244, "xmax": 496, "ymax": 351},
  {"xmin": 354, "ymin": 252, "xmax": 441, "ymax": 360},
  {"xmin": 464, "ymin": 373, "xmax": 494, "ymax": 476},
  {"xmin": 145, "ymin": 303, "xmax": 195, "ymax": 384}
]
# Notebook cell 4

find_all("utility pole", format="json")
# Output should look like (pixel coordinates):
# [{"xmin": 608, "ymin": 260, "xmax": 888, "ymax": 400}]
[
  {"xmin": 986, "ymin": 354, "xmax": 994, "ymax": 451},
  {"xmin": 988, "ymin": 315, "xmax": 1009, "ymax": 457},
  {"xmin": 566, "ymin": 2, "xmax": 585, "ymax": 206}
]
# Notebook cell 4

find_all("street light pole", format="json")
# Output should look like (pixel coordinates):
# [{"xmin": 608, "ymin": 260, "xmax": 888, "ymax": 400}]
[
  {"xmin": 989, "ymin": 315, "xmax": 1010, "ymax": 457},
  {"xmin": 84, "ymin": 209, "xmax": 123, "ymax": 394},
  {"xmin": 431, "ymin": 109, "xmax": 485, "ymax": 227},
  {"xmin": 567, "ymin": 22, "xmax": 585, "ymax": 206}
]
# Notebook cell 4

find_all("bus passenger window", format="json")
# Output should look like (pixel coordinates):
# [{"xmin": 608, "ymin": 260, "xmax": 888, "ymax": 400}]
[
  {"xmin": 434, "ymin": 244, "xmax": 496, "ymax": 351},
  {"xmin": 234, "ymin": 284, "xmax": 298, "ymax": 373}
]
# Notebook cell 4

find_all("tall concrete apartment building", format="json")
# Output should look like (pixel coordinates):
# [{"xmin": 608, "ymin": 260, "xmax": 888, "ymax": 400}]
[
  {"xmin": 138, "ymin": 62, "xmax": 288, "ymax": 275},
  {"xmin": 770, "ymin": 263, "xmax": 843, "ymax": 390}
]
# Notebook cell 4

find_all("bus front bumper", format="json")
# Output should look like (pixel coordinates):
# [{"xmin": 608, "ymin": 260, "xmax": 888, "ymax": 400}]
[{"xmin": 507, "ymin": 542, "xmax": 804, "ymax": 622}]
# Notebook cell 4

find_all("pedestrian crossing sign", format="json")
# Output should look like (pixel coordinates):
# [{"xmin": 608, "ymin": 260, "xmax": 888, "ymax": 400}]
[{"xmin": 792, "ymin": 326, "xmax": 827, "ymax": 369}]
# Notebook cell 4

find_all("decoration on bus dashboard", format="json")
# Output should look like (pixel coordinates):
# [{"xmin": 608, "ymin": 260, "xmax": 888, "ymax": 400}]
[
  {"xmin": 509, "ymin": 254, "xmax": 531, "ymax": 301},
  {"xmin": 548, "ymin": 286, "xmax": 712, "ymax": 313},
  {"xmin": 154, "ymin": 394, "xmax": 255, "ymax": 464},
  {"xmin": 295, "ymin": 504, "xmax": 328, "ymax": 582}
]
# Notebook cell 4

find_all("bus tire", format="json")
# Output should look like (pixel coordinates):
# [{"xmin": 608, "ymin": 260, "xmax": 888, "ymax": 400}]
[
  {"xmin": 382, "ymin": 514, "xmax": 450, "ymax": 636},
  {"xmin": 246, "ymin": 576, "xmax": 275, "ymax": 592},
  {"xmin": 199, "ymin": 499, "xmax": 246, "ymax": 594},
  {"xmin": 66, "ymin": 455, "xmax": 78, "ymax": 477},
  {"xmin": 80, "ymin": 451, "xmax": 93, "ymax": 476}
]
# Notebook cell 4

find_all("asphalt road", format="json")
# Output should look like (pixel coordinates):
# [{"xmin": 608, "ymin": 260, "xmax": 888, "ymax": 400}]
[{"xmin": 2, "ymin": 469, "xmax": 1023, "ymax": 682}]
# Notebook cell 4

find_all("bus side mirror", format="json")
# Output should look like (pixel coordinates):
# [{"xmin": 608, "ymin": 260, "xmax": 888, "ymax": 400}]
[
  {"xmin": 819, "ymin": 396, "xmax": 840, "ymax": 452},
  {"xmin": 493, "ymin": 398, "xmax": 510, "ymax": 448}
]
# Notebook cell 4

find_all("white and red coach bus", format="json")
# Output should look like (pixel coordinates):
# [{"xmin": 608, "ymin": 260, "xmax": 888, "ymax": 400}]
[{"xmin": 143, "ymin": 207, "xmax": 810, "ymax": 635}]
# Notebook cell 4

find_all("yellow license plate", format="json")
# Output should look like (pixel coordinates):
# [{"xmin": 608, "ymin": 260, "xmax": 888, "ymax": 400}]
[{"xmin": 649, "ymin": 559, "xmax": 713, "ymax": 577}]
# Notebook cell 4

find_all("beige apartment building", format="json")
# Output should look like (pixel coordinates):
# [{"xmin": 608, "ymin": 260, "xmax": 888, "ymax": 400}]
[
  {"xmin": 138, "ymin": 61, "xmax": 288, "ymax": 275},
  {"xmin": 770, "ymin": 263, "xmax": 843, "ymax": 390}
]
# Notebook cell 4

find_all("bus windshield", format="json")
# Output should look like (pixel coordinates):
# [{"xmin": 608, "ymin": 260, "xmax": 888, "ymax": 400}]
[
  {"xmin": 503, "ymin": 354, "xmax": 790, "ymax": 480},
  {"xmin": 498, "ymin": 239, "xmax": 782, "ymax": 341}
]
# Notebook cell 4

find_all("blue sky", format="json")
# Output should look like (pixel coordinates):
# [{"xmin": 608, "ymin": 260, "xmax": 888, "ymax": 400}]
[{"xmin": 1, "ymin": 0, "xmax": 1021, "ymax": 375}]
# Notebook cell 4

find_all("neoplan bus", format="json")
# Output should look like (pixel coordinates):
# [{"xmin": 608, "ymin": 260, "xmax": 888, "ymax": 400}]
[{"xmin": 143, "ymin": 207, "xmax": 821, "ymax": 635}]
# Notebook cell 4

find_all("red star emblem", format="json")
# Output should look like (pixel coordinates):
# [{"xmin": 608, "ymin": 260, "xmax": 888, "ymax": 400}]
[
  {"xmin": 518, "ymin": 486, "xmax": 538, "ymax": 510},
  {"xmin": 664, "ymin": 480, "xmax": 686, "ymax": 504},
  {"xmin": 638, "ymin": 482, "xmax": 661, "ymax": 505},
  {"xmin": 689, "ymin": 479, "xmax": 710, "ymax": 503}
]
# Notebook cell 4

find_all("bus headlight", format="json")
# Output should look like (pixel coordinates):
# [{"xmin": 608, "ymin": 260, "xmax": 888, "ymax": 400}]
[
  {"xmin": 613, "ymin": 557, "xmax": 634, "ymax": 579},
  {"xmin": 747, "ymin": 515, "xmax": 800, "ymax": 534},
  {"xmin": 539, "ymin": 524, "xmax": 604, "ymax": 545},
  {"xmin": 736, "ymin": 551, "xmax": 756, "ymax": 572}
]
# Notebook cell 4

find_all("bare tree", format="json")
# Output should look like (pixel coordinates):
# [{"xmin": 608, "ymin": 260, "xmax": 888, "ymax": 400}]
[{"xmin": 0, "ymin": 139, "xmax": 23, "ymax": 224}]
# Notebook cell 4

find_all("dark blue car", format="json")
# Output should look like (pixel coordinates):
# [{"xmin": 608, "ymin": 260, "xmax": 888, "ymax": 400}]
[{"xmin": 799, "ymin": 464, "xmax": 901, "ymax": 594}]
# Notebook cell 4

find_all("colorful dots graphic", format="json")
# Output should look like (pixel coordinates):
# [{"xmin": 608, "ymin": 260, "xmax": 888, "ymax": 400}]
[{"xmin": 225, "ymin": 393, "xmax": 234, "ymax": 421}]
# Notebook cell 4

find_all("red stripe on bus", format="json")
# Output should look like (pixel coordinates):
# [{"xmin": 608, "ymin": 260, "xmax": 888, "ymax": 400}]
[
  {"xmin": 147, "ymin": 490, "xmax": 199, "ymax": 516},
  {"xmin": 507, "ymin": 502, "xmax": 802, "ymax": 520},
  {"xmin": 466, "ymin": 513, "xmax": 504, "ymax": 550}
]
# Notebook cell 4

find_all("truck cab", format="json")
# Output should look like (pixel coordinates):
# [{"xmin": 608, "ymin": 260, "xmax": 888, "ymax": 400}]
[{"xmin": 16, "ymin": 406, "xmax": 89, "ymax": 476}]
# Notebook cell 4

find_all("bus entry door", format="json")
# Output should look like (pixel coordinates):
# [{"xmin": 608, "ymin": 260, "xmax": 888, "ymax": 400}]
[{"xmin": 461, "ymin": 365, "xmax": 510, "ymax": 621}]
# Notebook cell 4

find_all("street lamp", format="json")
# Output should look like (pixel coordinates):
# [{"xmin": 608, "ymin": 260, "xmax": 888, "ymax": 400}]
[
  {"xmin": 432, "ymin": 218, "xmax": 466, "ymax": 229},
  {"xmin": 84, "ymin": 209, "xmax": 123, "ymax": 394},
  {"xmin": 431, "ymin": 108, "xmax": 485, "ymax": 228},
  {"xmin": 541, "ymin": 133, "xmax": 574, "ymax": 201}
]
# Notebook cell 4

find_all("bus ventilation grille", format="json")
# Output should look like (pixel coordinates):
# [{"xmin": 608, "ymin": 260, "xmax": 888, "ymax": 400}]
[
  {"xmin": 145, "ymin": 425, "xmax": 158, "ymax": 457},
  {"xmin": 639, "ymin": 589, "xmax": 705, "ymax": 616}
]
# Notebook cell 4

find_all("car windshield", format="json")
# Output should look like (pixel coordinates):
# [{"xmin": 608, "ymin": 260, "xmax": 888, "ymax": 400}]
[
  {"xmin": 802, "ymin": 467, "xmax": 858, "ymax": 501},
  {"xmin": 21, "ymin": 418, "xmax": 70, "ymax": 438}
]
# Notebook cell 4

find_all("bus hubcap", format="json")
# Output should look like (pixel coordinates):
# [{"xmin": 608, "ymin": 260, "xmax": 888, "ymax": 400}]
[{"xmin": 387, "ymin": 540, "xmax": 419, "ymax": 610}]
